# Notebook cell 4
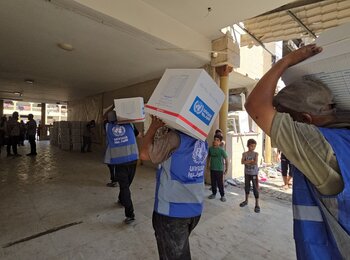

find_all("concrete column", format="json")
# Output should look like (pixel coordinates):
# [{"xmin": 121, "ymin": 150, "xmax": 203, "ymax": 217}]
[
  {"xmin": 0, "ymin": 100, "xmax": 3, "ymax": 117},
  {"xmin": 265, "ymin": 135, "xmax": 272, "ymax": 164},
  {"xmin": 215, "ymin": 65, "xmax": 233, "ymax": 139},
  {"xmin": 41, "ymin": 103, "xmax": 46, "ymax": 139}
]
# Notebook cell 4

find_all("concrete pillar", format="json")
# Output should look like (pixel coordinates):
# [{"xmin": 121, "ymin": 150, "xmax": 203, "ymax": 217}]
[
  {"xmin": 0, "ymin": 100, "xmax": 3, "ymax": 117},
  {"xmin": 215, "ymin": 65, "xmax": 233, "ymax": 139},
  {"xmin": 265, "ymin": 135, "xmax": 272, "ymax": 164},
  {"xmin": 41, "ymin": 103, "xmax": 46, "ymax": 139}
]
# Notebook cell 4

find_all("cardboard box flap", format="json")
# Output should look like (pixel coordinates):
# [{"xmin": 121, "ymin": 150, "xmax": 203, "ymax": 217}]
[{"xmin": 283, "ymin": 22, "xmax": 350, "ymax": 111}]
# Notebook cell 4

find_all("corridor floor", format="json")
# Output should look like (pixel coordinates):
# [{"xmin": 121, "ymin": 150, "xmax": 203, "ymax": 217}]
[{"xmin": 0, "ymin": 141, "xmax": 295, "ymax": 260}]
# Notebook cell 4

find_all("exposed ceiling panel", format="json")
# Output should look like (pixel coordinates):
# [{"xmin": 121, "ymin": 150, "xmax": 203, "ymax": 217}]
[{"xmin": 240, "ymin": 0, "xmax": 350, "ymax": 47}]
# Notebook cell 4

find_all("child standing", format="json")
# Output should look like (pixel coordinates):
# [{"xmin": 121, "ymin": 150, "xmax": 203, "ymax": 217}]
[
  {"xmin": 240, "ymin": 139, "xmax": 260, "ymax": 213},
  {"xmin": 208, "ymin": 134, "xmax": 229, "ymax": 202}
]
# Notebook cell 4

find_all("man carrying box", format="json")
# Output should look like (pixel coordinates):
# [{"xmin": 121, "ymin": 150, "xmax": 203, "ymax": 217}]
[
  {"xmin": 104, "ymin": 110, "xmax": 141, "ymax": 224},
  {"xmin": 140, "ymin": 115, "xmax": 208, "ymax": 260},
  {"xmin": 245, "ymin": 44, "xmax": 350, "ymax": 259}
]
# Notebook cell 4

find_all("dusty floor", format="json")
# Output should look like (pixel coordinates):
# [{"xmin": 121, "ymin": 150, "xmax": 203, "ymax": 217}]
[{"xmin": 0, "ymin": 141, "xmax": 295, "ymax": 260}]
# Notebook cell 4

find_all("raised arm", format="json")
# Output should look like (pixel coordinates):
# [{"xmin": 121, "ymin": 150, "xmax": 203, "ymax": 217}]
[{"xmin": 245, "ymin": 44, "xmax": 322, "ymax": 136}]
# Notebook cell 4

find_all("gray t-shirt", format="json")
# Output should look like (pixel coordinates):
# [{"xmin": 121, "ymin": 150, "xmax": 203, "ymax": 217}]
[
  {"xmin": 270, "ymin": 112, "xmax": 344, "ymax": 195},
  {"xmin": 242, "ymin": 151, "xmax": 258, "ymax": 175}
]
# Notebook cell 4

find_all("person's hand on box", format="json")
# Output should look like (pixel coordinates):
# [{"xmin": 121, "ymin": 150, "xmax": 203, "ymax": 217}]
[{"xmin": 150, "ymin": 115, "xmax": 165, "ymax": 131}]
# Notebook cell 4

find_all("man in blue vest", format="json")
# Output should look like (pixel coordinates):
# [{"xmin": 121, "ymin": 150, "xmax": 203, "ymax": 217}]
[
  {"xmin": 140, "ymin": 115, "xmax": 208, "ymax": 260},
  {"xmin": 245, "ymin": 44, "xmax": 350, "ymax": 259},
  {"xmin": 104, "ymin": 110, "xmax": 140, "ymax": 224}
]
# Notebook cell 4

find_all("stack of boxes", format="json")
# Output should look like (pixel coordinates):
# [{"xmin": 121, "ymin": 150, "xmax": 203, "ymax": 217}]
[
  {"xmin": 50, "ymin": 121, "xmax": 96, "ymax": 152},
  {"xmin": 58, "ymin": 121, "xmax": 71, "ymax": 151},
  {"xmin": 50, "ymin": 122, "xmax": 59, "ymax": 146},
  {"xmin": 71, "ymin": 121, "xmax": 82, "ymax": 152}
]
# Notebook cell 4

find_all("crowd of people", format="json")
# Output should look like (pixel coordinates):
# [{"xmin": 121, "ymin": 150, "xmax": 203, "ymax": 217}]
[{"xmin": 0, "ymin": 111, "xmax": 38, "ymax": 157}]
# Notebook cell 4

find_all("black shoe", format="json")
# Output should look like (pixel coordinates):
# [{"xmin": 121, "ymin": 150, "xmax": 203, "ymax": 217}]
[
  {"xmin": 13, "ymin": 154, "xmax": 21, "ymax": 157},
  {"xmin": 27, "ymin": 153, "xmax": 37, "ymax": 156},
  {"xmin": 208, "ymin": 194, "xmax": 216, "ymax": 199},
  {"xmin": 254, "ymin": 206, "xmax": 260, "ymax": 213},
  {"xmin": 106, "ymin": 182, "xmax": 118, "ymax": 187},
  {"xmin": 7, "ymin": 153, "xmax": 13, "ymax": 157},
  {"xmin": 124, "ymin": 217, "xmax": 135, "ymax": 224},
  {"xmin": 239, "ymin": 201, "xmax": 248, "ymax": 207}
]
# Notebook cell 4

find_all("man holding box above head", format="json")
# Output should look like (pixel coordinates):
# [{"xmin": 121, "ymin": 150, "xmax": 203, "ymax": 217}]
[
  {"xmin": 245, "ymin": 44, "xmax": 350, "ymax": 259},
  {"xmin": 140, "ymin": 115, "xmax": 208, "ymax": 260},
  {"xmin": 104, "ymin": 110, "xmax": 141, "ymax": 225}
]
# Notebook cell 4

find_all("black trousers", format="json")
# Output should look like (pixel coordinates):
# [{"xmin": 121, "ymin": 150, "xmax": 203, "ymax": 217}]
[
  {"xmin": 210, "ymin": 170, "xmax": 225, "ymax": 197},
  {"xmin": 244, "ymin": 174, "xmax": 259, "ymax": 199},
  {"xmin": 152, "ymin": 211, "xmax": 200, "ymax": 260},
  {"xmin": 81, "ymin": 136, "xmax": 91, "ymax": 152},
  {"xmin": 28, "ymin": 135, "xmax": 36, "ymax": 154},
  {"xmin": 115, "ymin": 162, "xmax": 137, "ymax": 218},
  {"xmin": 7, "ymin": 136, "xmax": 19, "ymax": 155},
  {"xmin": 107, "ymin": 164, "xmax": 117, "ymax": 182},
  {"xmin": 281, "ymin": 154, "xmax": 293, "ymax": 177}
]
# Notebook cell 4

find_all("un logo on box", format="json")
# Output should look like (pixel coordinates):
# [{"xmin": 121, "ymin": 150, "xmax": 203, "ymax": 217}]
[{"xmin": 190, "ymin": 96, "xmax": 214, "ymax": 126}]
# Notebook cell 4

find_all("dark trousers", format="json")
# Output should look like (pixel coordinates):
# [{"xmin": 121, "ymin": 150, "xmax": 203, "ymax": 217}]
[
  {"xmin": 28, "ymin": 135, "xmax": 36, "ymax": 154},
  {"xmin": 210, "ymin": 170, "xmax": 225, "ymax": 197},
  {"xmin": 115, "ymin": 162, "xmax": 137, "ymax": 218},
  {"xmin": 244, "ymin": 174, "xmax": 259, "ymax": 199},
  {"xmin": 281, "ymin": 154, "xmax": 293, "ymax": 177},
  {"xmin": 81, "ymin": 136, "xmax": 91, "ymax": 152},
  {"xmin": 108, "ymin": 164, "xmax": 117, "ymax": 182},
  {"xmin": 7, "ymin": 136, "xmax": 19, "ymax": 155},
  {"xmin": 152, "ymin": 211, "xmax": 200, "ymax": 260}
]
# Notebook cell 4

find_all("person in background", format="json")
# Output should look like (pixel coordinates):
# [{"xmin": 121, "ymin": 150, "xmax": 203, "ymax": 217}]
[
  {"xmin": 37, "ymin": 123, "xmax": 41, "ymax": 141},
  {"xmin": 104, "ymin": 110, "xmax": 140, "ymax": 224},
  {"xmin": 215, "ymin": 129, "xmax": 226, "ymax": 148},
  {"xmin": 0, "ymin": 116, "xmax": 7, "ymax": 154},
  {"xmin": 207, "ymin": 134, "xmax": 229, "ymax": 202},
  {"xmin": 81, "ymin": 120, "xmax": 95, "ymax": 153},
  {"xmin": 280, "ymin": 152, "xmax": 293, "ymax": 190},
  {"xmin": 244, "ymin": 44, "xmax": 350, "ymax": 259},
  {"xmin": 26, "ymin": 114, "xmax": 37, "ymax": 156},
  {"xmin": 140, "ymin": 116, "xmax": 208, "ymax": 260},
  {"xmin": 240, "ymin": 139, "xmax": 260, "ymax": 213},
  {"xmin": 19, "ymin": 120, "xmax": 26, "ymax": 146},
  {"xmin": 7, "ymin": 112, "xmax": 21, "ymax": 157}
]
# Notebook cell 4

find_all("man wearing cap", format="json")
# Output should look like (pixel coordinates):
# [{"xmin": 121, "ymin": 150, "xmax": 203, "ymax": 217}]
[
  {"xmin": 140, "ymin": 115, "xmax": 208, "ymax": 260},
  {"xmin": 245, "ymin": 44, "xmax": 350, "ymax": 259},
  {"xmin": 104, "ymin": 110, "xmax": 140, "ymax": 224}
]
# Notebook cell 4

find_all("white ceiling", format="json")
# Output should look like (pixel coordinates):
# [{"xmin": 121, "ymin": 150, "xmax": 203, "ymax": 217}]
[{"xmin": 0, "ymin": 0, "xmax": 295, "ymax": 103}]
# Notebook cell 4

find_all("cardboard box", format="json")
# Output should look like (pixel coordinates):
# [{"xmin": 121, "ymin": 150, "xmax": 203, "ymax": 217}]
[
  {"xmin": 145, "ymin": 69, "xmax": 224, "ymax": 140},
  {"xmin": 283, "ymin": 22, "xmax": 350, "ymax": 111},
  {"xmin": 114, "ymin": 97, "xmax": 145, "ymax": 124}
]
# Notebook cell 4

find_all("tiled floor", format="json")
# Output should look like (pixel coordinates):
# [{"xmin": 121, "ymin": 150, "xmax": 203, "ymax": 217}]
[{"xmin": 0, "ymin": 141, "xmax": 295, "ymax": 259}]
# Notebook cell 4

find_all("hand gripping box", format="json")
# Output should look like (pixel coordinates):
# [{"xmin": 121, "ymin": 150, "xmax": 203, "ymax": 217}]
[
  {"xmin": 145, "ymin": 69, "xmax": 225, "ymax": 140},
  {"xmin": 114, "ymin": 97, "xmax": 145, "ymax": 124}
]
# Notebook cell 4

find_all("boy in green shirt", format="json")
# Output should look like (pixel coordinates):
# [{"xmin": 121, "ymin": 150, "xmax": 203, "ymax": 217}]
[{"xmin": 207, "ymin": 134, "xmax": 229, "ymax": 202}]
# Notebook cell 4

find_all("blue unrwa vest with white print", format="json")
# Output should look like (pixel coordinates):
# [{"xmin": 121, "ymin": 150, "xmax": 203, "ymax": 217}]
[
  {"xmin": 154, "ymin": 131, "xmax": 208, "ymax": 218},
  {"xmin": 293, "ymin": 127, "xmax": 350, "ymax": 260},
  {"xmin": 104, "ymin": 123, "xmax": 138, "ymax": 164}
]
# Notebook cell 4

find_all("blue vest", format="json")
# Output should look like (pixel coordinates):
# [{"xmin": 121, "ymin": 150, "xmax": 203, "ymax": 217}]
[
  {"xmin": 154, "ymin": 131, "xmax": 208, "ymax": 218},
  {"xmin": 293, "ymin": 127, "xmax": 350, "ymax": 260},
  {"xmin": 104, "ymin": 123, "xmax": 138, "ymax": 164}
]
